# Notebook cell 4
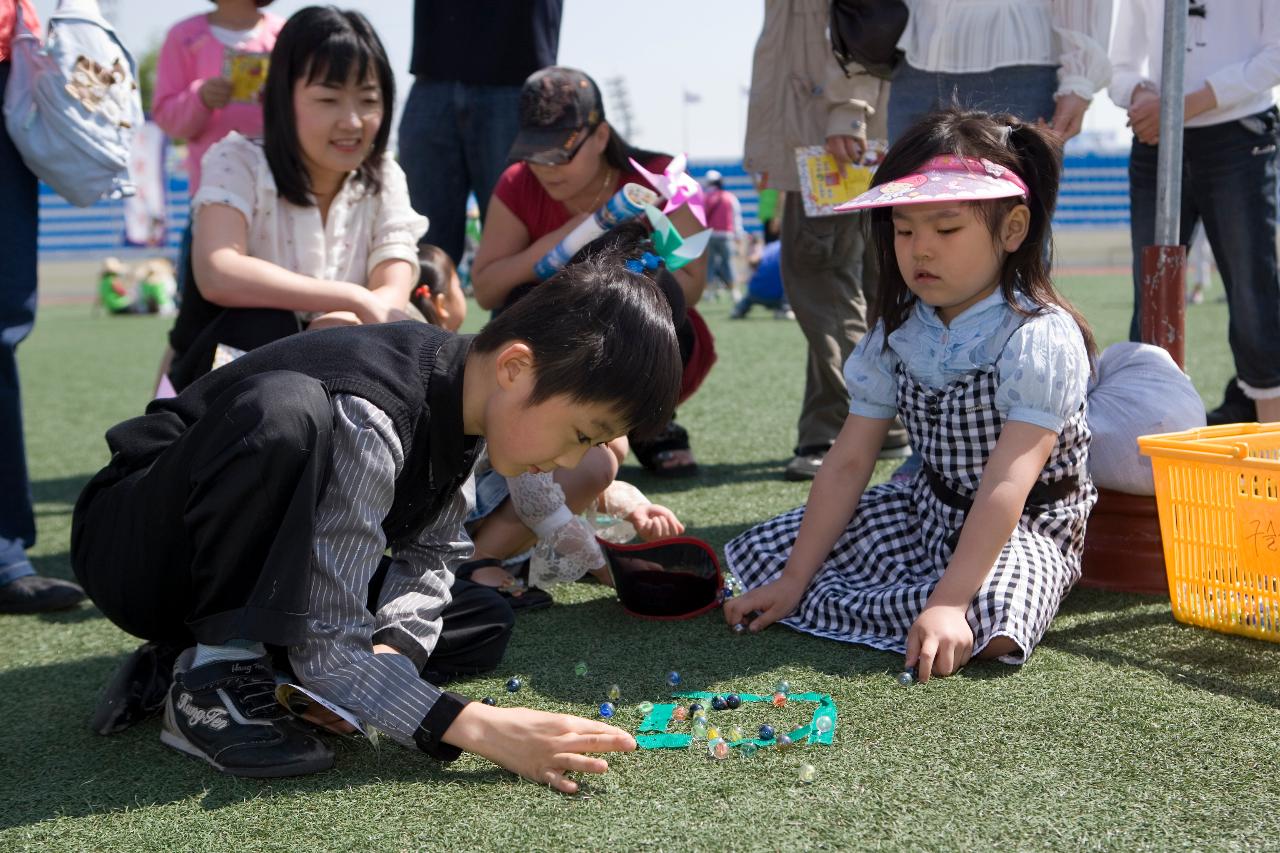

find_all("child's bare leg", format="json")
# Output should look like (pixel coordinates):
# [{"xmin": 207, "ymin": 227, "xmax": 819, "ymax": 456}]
[
  {"xmin": 468, "ymin": 443, "xmax": 622, "ymax": 587},
  {"xmin": 975, "ymin": 636, "xmax": 1019, "ymax": 660}
]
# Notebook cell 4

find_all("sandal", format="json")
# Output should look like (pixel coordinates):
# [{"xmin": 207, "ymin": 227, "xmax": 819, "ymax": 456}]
[
  {"xmin": 630, "ymin": 420, "xmax": 699, "ymax": 478},
  {"xmin": 455, "ymin": 558, "xmax": 552, "ymax": 612}
]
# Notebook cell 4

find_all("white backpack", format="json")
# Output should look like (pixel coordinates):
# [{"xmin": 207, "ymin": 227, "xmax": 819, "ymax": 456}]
[{"xmin": 3, "ymin": 0, "xmax": 143, "ymax": 207}]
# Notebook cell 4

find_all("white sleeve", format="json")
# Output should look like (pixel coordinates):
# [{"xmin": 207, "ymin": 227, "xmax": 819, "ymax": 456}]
[
  {"xmin": 1053, "ymin": 0, "xmax": 1114, "ymax": 99},
  {"xmin": 1107, "ymin": 0, "xmax": 1152, "ymax": 109},
  {"xmin": 192, "ymin": 133, "xmax": 260, "ymax": 223},
  {"xmin": 366, "ymin": 155, "xmax": 430, "ymax": 277}
]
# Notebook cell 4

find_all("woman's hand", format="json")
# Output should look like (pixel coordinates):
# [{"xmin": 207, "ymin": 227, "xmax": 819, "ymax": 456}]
[
  {"xmin": 1047, "ymin": 93, "xmax": 1090, "ymax": 142},
  {"xmin": 722, "ymin": 575, "xmax": 806, "ymax": 633},
  {"xmin": 351, "ymin": 288, "xmax": 411, "ymax": 325},
  {"xmin": 442, "ymin": 703, "xmax": 636, "ymax": 794},
  {"xmin": 905, "ymin": 604, "xmax": 974, "ymax": 682},
  {"xmin": 626, "ymin": 503, "xmax": 684, "ymax": 541},
  {"xmin": 307, "ymin": 311, "xmax": 361, "ymax": 331}
]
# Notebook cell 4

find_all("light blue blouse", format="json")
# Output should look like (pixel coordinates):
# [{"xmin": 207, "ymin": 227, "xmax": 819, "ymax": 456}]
[{"xmin": 844, "ymin": 290, "xmax": 1090, "ymax": 433}]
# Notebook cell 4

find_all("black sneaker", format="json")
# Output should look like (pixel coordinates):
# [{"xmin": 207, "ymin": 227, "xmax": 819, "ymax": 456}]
[
  {"xmin": 91, "ymin": 641, "xmax": 182, "ymax": 735},
  {"xmin": 0, "ymin": 574, "xmax": 85, "ymax": 613},
  {"xmin": 161, "ymin": 650, "xmax": 334, "ymax": 778},
  {"xmin": 1206, "ymin": 377, "xmax": 1257, "ymax": 426}
]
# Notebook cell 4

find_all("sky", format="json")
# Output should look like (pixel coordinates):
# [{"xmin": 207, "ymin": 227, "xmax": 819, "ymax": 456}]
[{"xmin": 32, "ymin": 0, "xmax": 1134, "ymax": 159}]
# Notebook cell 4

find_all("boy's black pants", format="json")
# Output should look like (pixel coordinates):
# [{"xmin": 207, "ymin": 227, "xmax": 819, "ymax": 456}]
[{"xmin": 72, "ymin": 371, "xmax": 512, "ymax": 679}]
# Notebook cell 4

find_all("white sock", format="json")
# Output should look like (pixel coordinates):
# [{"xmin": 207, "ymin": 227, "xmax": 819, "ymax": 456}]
[{"xmin": 192, "ymin": 639, "xmax": 266, "ymax": 668}]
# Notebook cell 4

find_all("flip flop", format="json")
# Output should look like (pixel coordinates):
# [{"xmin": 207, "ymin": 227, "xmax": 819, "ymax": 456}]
[{"xmin": 455, "ymin": 558, "xmax": 552, "ymax": 612}]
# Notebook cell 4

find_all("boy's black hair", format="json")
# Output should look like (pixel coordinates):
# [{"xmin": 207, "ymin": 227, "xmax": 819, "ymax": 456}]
[
  {"xmin": 473, "ymin": 254, "xmax": 682, "ymax": 442},
  {"xmin": 262, "ymin": 6, "xmax": 395, "ymax": 207},
  {"xmin": 867, "ymin": 107, "xmax": 1097, "ymax": 359}
]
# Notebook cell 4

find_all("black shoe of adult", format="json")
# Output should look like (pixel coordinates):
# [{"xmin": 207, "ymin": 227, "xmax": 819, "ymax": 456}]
[
  {"xmin": 161, "ymin": 650, "xmax": 334, "ymax": 778},
  {"xmin": 1206, "ymin": 377, "xmax": 1257, "ymax": 426},
  {"xmin": 91, "ymin": 641, "xmax": 183, "ymax": 735},
  {"xmin": 0, "ymin": 574, "xmax": 85, "ymax": 614}
]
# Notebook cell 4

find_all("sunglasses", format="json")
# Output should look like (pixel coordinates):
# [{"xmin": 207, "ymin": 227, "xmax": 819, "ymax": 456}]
[{"xmin": 525, "ymin": 122, "xmax": 600, "ymax": 167}]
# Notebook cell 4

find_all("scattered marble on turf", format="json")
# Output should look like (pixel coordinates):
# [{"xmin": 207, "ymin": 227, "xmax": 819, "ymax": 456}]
[
  {"xmin": 505, "ymin": 677, "xmax": 522, "ymax": 692},
  {"xmin": 688, "ymin": 703, "xmax": 703, "ymax": 714},
  {"xmin": 726, "ymin": 725, "xmax": 745, "ymax": 742},
  {"xmin": 607, "ymin": 684, "xmax": 621, "ymax": 702},
  {"xmin": 731, "ymin": 623, "xmax": 747, "ymax": 635},
  {"xmin": 776, "ymin": 734, "xmax": 793, "ymax": 751},
  {"xmin": 725, "ymin": 694, "xmax": 741, "ymax": 710},
  {"xmin": 814, "ymin": 713, "xmax": 833, "ymax": 734},
  {"xmin": 692, "ymin": 718, "xmax": 709, "ymax": 739},
  {"xmin": 708, "ymin": 737, "xmax": 729, "ymax": 760},
  {"xmin": 705, "ymin": 725, "xmax": 720, "ymax": 740},
  {"xmin": 897, "ymin": 670, "xmax": 915, "ymax": 687},
  {"xmin": 775, "ymin": 680, "xmax": 790, "ymax": 695},
  {"xmin": 759, "ymin": 724, "xmax": 776, "ymax": 740},
  {"xmin": 739, "ymin": 743, "xmax": 758, "ymax": 758},
  {"xmin": 574, "ymin": 661, "xmax": 588, "ymax": 677},
  {"xmin": 710, "ymin": 695, "xmax": 728, "ymax": 711},
  {"xmin": 599, "ymin": 702, "xmax": 616, "ymax": 718},
  {"xmin": 771, "ymin": 692, "xmax": 787, "ymax": 708},
  {"xmin": 799, "ymin": 763, "xmax": 816, "ymax": 783},
  {"xmin": 481, "ymin": 697, "xmax": 496, "ymax": 706},
  {"xmin": 673, "ymin": 706, "xmax": 688, "ymax": 721},
  {"xmin": 637, "ymin": 701, "xmax": 654, "ymax": 715},
  {"xmin": 666, "ymin": 671, "xmax": 682, "ymax": 688}
]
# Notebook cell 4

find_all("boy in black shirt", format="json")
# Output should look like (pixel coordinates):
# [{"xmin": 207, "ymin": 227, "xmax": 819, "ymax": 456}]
[{"xmin": 72, "ymin": 254, "xmax": 680, "ymax": 792}]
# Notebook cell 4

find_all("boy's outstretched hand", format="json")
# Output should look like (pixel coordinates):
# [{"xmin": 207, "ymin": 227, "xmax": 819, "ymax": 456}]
[
  {"xmin": 905, "ymin": 604, "xmax": 974, "ymax": 682},
  {"xmin": 443, "ymin": 704, "xmax": 636, "ymax": 794},
  {"xmin": 722, "ymin": 576, "xmax": 804, "ymax": 633}
]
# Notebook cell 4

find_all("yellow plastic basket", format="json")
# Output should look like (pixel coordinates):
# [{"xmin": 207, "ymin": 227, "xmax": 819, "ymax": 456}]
[{"xmin": 1138, "ymin": 423, "xmax": 1280, "ymax": 642}]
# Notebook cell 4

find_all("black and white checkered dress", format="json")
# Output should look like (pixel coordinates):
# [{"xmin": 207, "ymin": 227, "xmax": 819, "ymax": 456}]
[{"xmin": 726, "ymin": 358, "xmax": 1096, "ymax": 664}]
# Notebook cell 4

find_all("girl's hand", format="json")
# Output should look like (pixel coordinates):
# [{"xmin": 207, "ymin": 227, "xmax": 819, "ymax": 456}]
[
  {"xmin": 443, "ymin": 704, "xmax": 636, "ymax": 794},
  {"xmin": 199, "ymin": 77, "xmax": 232, "ymax": 110},
  {"xmin": 722, "ymin": 575, "xmax": 805, "ymax": 633},
  {"xmin": 625, "ymin": 503, "xmax": 684, "ymax": 541},
  {"xmin": 905, "ymin": 604, "xmax": 974, "ymax": 682}
]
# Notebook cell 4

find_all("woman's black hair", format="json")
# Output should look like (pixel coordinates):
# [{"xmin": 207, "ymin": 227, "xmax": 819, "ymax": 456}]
[
  {"xmin": 262, "ymin": 6, "xmax": 395, "ymax": 207},
  {"xmin": 867, "ymin": 107, "xmax": 1096, "ymax": 358},
  {"xmin": 473, "ymin": 252, "xmax": 683, "ymax": 442},
  {"xmin": 601, "ymin": 122, "xmax": 669, "ymax": 175}
]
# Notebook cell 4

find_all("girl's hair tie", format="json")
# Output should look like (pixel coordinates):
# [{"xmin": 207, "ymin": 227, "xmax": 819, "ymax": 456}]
[{"xmin": 624, "ymin": 251, "xmax": 663, "ymax": 274}]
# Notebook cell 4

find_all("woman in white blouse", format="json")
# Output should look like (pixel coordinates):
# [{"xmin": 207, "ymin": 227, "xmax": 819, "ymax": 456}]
[
  {"xmin": 888, "ymin": 0, "xmax": 1114, "ymax": 143},
  {"xmin": 167, "ymin": 7, "xmax": 427, "ymax": 391}
]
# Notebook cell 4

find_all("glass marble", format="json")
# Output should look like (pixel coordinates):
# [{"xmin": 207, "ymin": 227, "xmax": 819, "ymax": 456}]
[
  {"xmin": 574, "ymin": 661, "xmax": 588, "ymax": 677},
  {"xmin": 692, "ymin": 709, "xmax": 708, "ymax": 721},
  {"xmin": 776, "ymin": 734, "xmax": 793, "ymax": 751},
  {"xmin": 688, "ymin": 703, "xmax": 703, "ymax": 715},
  {"xmin": 725, "ymin": 694, "xmax": 741, "ymax": 710},
  {"xmin": 672, "ymin": 706, "xmax": 688, "ymax": 722},
  {"xmin": 814, "ymin": 713, "xmax": 833, "ymax": 734},
  {"xmin": 710, "ymin": 696, "xmax": 728, "ymax": 711},
  {"xmin": 731, "ymin": 623, "xmax": 747, "ymax": 635},
  {"xmin": 637, "ymin": 701, "xmax": 654, "ymax": 715},
  {"xmin": 739, "ymin": 743, "xmax": 758, "ymax": 759},
  {"xmin": 666, "ymin": 671, "xmax": 682, "ymax": 688},
  {"xmin": 692, "ymin": 718, "xmax": 709, "ymax": 739},
  {"xmin": 775, "ymin": 679, "xmax": 790, "ymax": 695},
  {"xmin": 607, "ymin": 684, "xmax": 621, "ymax": 702},
  {"xmin": 798, "ymin": 763, "xmax": 816, "ymax": 784},
  {"xmin": 726, "ymin": 725, "xmax": 745, "ymax": 743},
  {"xmin": 771, "ymin": 692, "xmax": 787, "ymax": 708},
  {"xmin": 599, "ymin": 702, "xmax": 616, "ymax": 718},
  {"xmin": 708, "ymin": 737, "xmax": 729, "ymax": 760},
  {"xmin": 481, "ymin": 697, "xmax": 496, "ymax": 706},
  {"xmin": 705, "ymin": 725, "xmax": 720, "ymax": 740},
  {"xmin": 896, "ymin": 671, "xmax": 915, "ymax": 687},
  {"xmin": 505, "ymin": 677, "xmax": 522, "ymax": 693},
  {"xmin": 759, "ymin": 724, "xmax": 776, "ymax": 741}
]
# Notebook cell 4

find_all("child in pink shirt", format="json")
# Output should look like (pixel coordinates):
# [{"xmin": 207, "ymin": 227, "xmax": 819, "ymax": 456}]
[{"xmin": 153, "ymin": 1, "xmax": 284, "ymax": 193}]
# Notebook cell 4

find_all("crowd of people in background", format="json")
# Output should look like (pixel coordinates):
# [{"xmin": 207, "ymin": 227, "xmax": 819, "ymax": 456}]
[{"xmin": 0, "ymin": 0, "xmax": 1276, "ymax": 794}]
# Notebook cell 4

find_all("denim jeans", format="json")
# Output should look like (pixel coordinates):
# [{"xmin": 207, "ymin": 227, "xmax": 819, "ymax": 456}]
[
  {"xmin": 706, "ymin": 234, "xmax": 735, "ymax": 287},
  {"xmin": 1128, "ymin": 108, "xmax": 1280, "ymax": 393},
  {"xmin": 397, "ymin": 79, "xmax": 522, "ymax": 264},
  {"xmin": 0, "ymin": 61, "xmax": 39, "ymax": 585},
  {"xmin": 887, "ymin": 63, "xmax": 1058, "ymax": 144}
]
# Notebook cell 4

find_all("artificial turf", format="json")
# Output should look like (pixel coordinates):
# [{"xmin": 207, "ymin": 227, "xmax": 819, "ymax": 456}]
[{"xmin": 2, "ymin": 273, "xmax": 1277, "ymax": 851}]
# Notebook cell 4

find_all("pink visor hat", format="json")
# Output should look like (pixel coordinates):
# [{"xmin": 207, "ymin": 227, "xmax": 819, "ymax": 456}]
[{"xmin": 834, "ymin": 155, "xmax": 1029, "ymax": 212}]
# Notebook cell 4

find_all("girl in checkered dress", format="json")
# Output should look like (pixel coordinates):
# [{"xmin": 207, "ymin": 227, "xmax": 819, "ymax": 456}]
[{"xmin": 724, "ymin": 109, "xmax": 1098, "ymax": 681}]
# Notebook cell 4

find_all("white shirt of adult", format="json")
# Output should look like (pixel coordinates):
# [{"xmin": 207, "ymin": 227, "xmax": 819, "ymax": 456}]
[
  {"xmin": 898, "ymin": 0, "xmax": 1114, "ymax": 100},
  {"xmin": 1109, "ymin": 0, "xmax": 1280, "ymax": 127},
  {"xmin": 194, "ymin": 131, "xmax": 428, "ymax": 295}
]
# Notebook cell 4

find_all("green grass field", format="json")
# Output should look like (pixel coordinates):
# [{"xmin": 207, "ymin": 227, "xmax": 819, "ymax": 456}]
[{"xmin": 3, "ymin": 273, "xmax": 1277, "ymax": 851}]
